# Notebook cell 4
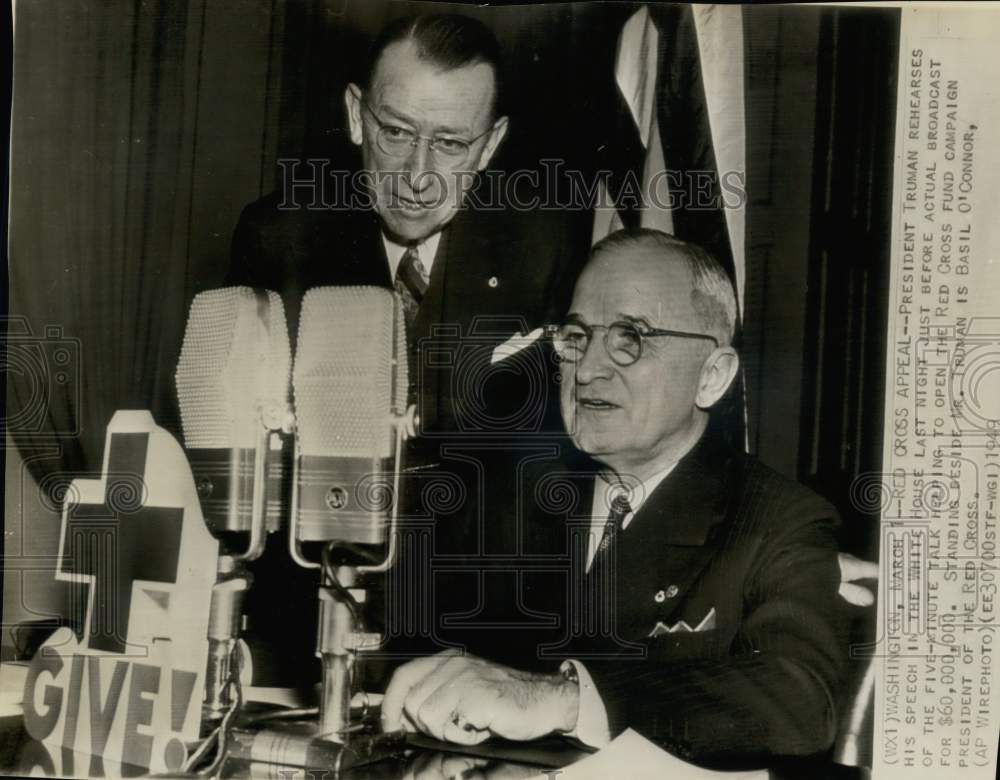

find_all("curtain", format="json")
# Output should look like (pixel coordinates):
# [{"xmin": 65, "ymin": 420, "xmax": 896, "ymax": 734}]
[{"xmin": 6, "ymin": 0, "xmax": 285, "ymax": 484}]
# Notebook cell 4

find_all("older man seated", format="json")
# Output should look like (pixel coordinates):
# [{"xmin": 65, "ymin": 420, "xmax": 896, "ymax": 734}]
[{"xmin": 381, "ymin": 228, "xmax": 848, "ymax": 767}]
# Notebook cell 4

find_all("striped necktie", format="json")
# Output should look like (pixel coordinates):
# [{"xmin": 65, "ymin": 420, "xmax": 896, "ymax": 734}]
[
  {"xmin": 589, "ymin": 492, "xmax": 633, "ymax": 578},
  {"xmin": 394, "ymin": 245, "xmax": 429, "ymax": 332}
]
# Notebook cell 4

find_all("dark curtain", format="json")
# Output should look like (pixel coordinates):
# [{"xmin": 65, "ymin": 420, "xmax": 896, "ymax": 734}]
[{"xmin": 6, "ymin": 0, "xmax": 287, "ymax": 483}]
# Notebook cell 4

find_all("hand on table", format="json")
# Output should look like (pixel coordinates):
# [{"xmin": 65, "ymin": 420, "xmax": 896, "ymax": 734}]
[{"xmin": 382, "ymin": 650, "xmax": 579, "ymax": 746}]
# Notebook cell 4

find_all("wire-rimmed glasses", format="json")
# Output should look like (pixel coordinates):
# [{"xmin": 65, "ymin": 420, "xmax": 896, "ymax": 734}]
[
  {"xmin": 548, "ymin": 320, "xmax": 719, "ymax": 367},
  {"xmin": 361, "ymin": 100, "xmax": 492, "ymax": 167}
]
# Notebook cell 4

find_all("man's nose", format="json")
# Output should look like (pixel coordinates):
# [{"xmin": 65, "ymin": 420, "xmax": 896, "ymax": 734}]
[
  {"xmin": 403, "ymin": 139, "xmax": 434, "ymax": 193},
  {"xmin": 574, "ymin": 334, "xmax": 615, "ymax": 384}
]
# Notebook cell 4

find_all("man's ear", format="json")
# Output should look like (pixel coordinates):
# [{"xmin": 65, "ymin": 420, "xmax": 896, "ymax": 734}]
[
  {"xmin": 345, "ymin": 83, "xmax": 364, "ymax": 147},
  {"xmin": 474, "ymin": 115, "xmax": 509, "ymax": 171},
  {"xmin": 695, "ymin": 347, "xmax": 740, "ymax": 410}
]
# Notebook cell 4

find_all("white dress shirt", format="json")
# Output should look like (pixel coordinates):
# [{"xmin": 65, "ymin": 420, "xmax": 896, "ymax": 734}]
[
  {"xmin": 567, "ymin": 464, "xmax": 677, "ymax": 747},
  {"xmin": 381, "ymin": 231, "xmax": 442, "ymax": 281}
]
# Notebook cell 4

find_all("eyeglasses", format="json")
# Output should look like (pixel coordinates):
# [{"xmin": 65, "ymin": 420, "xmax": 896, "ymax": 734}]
[
  {"xmin": 548, "ymin": 320, "xmax": 719, "ymax": 367},
  {"xmin": 360, "ymin": 100, "xmax": 492, "ymax": 167}
]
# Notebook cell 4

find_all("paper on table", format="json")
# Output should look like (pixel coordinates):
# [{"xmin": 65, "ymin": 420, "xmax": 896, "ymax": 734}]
[{"xmin": 526, "ymin": 729, "xmax": 768, "ymax": 780}]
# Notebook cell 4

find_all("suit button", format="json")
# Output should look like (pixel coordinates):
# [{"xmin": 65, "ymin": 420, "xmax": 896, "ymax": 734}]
[{"xmin": 488, "ymin": 276, "xmax": 499, "ymax": 288}]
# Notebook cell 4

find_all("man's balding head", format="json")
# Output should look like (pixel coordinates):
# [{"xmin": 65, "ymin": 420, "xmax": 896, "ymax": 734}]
[{"xmin": 589, "ymin": 229, "xmax": 738, "ymax": 348}]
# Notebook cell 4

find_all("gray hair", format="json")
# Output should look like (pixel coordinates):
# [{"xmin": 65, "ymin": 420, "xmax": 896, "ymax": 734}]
[{"xmin": 590, "ymin": 228, "xmax": 738, "ymax": 346}]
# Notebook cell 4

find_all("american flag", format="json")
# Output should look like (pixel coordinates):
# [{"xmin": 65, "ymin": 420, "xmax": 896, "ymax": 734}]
[{"xmin": 593, "ymin": 4, "xmax": 746, "ymax": 320}]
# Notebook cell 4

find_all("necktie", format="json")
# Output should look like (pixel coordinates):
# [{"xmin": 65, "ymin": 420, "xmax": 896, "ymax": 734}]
[
  {"xmin": 394, "ymin": 245, "xmax": 429, "ymax": 409},
  {"xmin": 577, "ymin": 490, "xmax": 632, "ymax": 646},
  {"xmin": 589, "ymin": 492, "xmax": 632, "ymax": 578},
  {"xmin": 394, "ymin": 245, "xmax": 429, "ymax": 333}
]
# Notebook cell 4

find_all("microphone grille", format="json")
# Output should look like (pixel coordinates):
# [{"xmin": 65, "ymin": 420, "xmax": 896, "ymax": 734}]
[
  {"xmin": 293, "ymin": 286, "xmax": 407, "ymax": 458},
  {"xmin": 175, "ymin": 287, "xmax": 291, "ymax": 448}
]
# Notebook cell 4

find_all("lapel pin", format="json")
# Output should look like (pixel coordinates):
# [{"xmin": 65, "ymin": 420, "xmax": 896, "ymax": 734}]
[
  {"xmin": 488, "ymin": 276, "xmax": 499, "ymax": 288},
  {"xmin": 665, "ymin": 584, "xmax": 679, "ymax": 599}
]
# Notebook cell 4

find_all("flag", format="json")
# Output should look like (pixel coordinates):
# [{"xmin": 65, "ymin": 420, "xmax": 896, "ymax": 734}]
[{"xmin": 594, "ymin": 4, "xmax": 746, "ymax": 319}]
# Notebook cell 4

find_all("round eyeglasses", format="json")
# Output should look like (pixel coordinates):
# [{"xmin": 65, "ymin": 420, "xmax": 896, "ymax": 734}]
[
  {"xmin": 548, "ymin": 320, "xmax": 719, "ymax": 367},
  {"xmin": 361, "ymin": 100, "xmax": 492, "ymax": 167}
]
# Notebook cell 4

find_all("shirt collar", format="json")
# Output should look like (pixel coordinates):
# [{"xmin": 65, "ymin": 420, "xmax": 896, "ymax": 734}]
[
  {"xmin": 593, "ymin": 463, "xmax": 676, "ymax": 531},
  {"xmin": 382, "ymin": 231, "xmax": 442, "ymax": 280}
]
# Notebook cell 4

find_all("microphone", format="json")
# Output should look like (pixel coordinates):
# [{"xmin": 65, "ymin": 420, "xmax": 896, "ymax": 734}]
[
  {"xmin": 291, "ymin": 286, "xmax": 409, "ymax": 547},
  {"xmin": 175, "ymin": 286, "xmax": 292, "ymax": 723},
  {"xmin": 175, "ymin": 286, "xmax": 292, "ymax": 542},
  {"xmin": 289, "ymin": 286, "xmax": 413, "ymax": 741}
]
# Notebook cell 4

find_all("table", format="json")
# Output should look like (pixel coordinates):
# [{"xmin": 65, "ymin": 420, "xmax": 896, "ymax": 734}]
[
  {"xmin": 0, "ymin": 713, "xmax": 869, "ymax": 779},
  {"xmin": 0, "ymin": 714, "xmax": 585, "ymax": 780}
]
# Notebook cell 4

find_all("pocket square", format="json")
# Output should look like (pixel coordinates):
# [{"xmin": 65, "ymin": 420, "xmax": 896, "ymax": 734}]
[
  {"xmin": 490, "ymin": 327, "xmax": 544, "ymax": 364},
  {"xmin": 648, "ymin": 607, "xmax": 716, "ymax": 637}
]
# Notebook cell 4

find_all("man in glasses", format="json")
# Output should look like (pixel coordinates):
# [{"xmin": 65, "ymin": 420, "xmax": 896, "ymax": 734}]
[
  {"xmin": 230, "ymin": 13, "xmax": 584, "ymax": 434},
  {"xmin": 381, "ymin": 229, "xmax": 847, "ymax": 767}
]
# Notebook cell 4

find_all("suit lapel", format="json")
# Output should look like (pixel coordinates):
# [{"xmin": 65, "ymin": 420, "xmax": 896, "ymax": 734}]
[
  {"xmin": 437, "ymin": 207, "xmax": 473, "ymax": 329},
  {"xmin": 301, "ymin": 205, "xmax": 392, "ymax": 289},
  {"xmin": 608, "ymin": 434, "xmax": 735, "ymax": 632},
  {"xmin": 528, "ymin": 455, "xmax": 597, "ymax": 557},
  {"xmin": 521, "ymin": 457, "xmax": 596, "ymax": 630},
  {"xmin": 413, "ymin": 209, "xmax": 512, "ymax": 432},
  {"xmin": 408, "ymin": 225, "xmax": 449, "ymax": 430},
  {"xmin": 438, "ymin": 207, "xmax": 514, "ymax": 333},
  {"xmin": 343, "ymin": 208, "xmax": 393, "ymax": 287}
]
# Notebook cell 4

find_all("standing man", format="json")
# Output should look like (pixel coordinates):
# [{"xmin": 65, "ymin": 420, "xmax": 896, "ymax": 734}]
[
  {"xmin": 230, "ymin": 13, "xmax": 584, "ymax": 435},
  {"xmin": 228, "ymin": 14, "xmax": 586, "ymax": 684},
  {"xmin": 381, "ymin": 229, "xmax": 847, "ymax": 768}
]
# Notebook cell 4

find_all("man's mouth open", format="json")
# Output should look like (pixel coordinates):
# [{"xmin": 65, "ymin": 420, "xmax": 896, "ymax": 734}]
[
  {"xmin": 396, "ymin": 196, "xmax": 427, "ymax": 212},
  {"xmin": 578, "ymin": 396, "xmax": 620, "ymax": 411}
]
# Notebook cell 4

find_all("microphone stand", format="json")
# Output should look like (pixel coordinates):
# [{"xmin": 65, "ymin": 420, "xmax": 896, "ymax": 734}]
[
  {"xmin": 202, "ymin": 559, "xmax": 251, "ymax": 722},
  {"xmin": 203, "ymin": 404, "xmax": 285, "ymax": 724},
  {"xmin": 255, "ymin": 405, "xmax": 415, "ymax": 769},
  {"xmin": 315, "ymin": 560, "xmax": 378, "ymax": 737}
]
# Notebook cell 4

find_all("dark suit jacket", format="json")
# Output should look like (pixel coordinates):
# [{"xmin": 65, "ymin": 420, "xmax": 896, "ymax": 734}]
[{"xmin": 463, "ymin": 431, "xmax": 847, "ymax": 767}]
